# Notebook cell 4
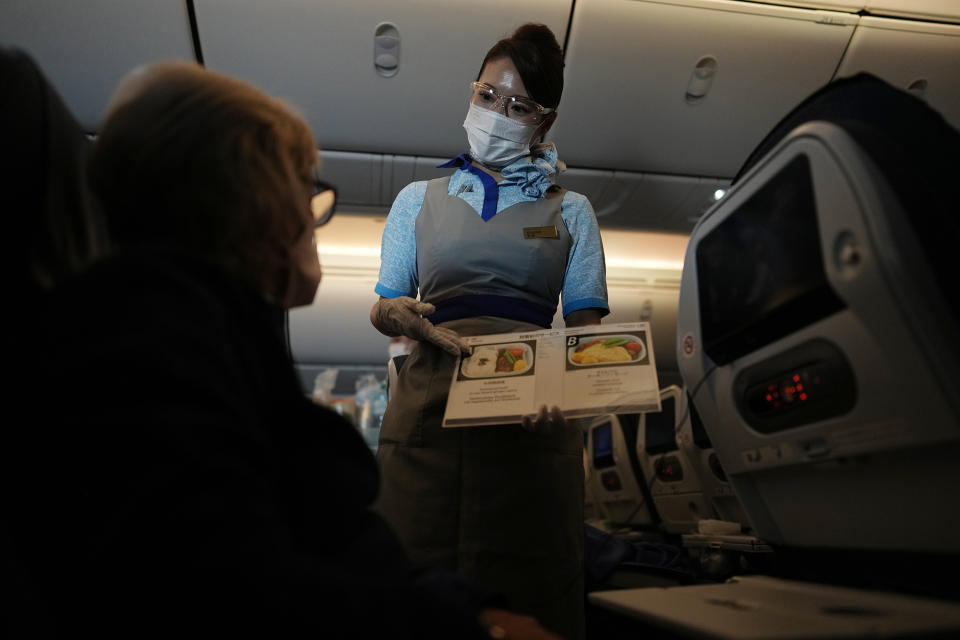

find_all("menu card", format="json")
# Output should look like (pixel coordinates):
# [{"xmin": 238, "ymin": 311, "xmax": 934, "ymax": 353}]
[{"xmin": 442, "ymin": 322, "xmax": 661, "ymax": 427}]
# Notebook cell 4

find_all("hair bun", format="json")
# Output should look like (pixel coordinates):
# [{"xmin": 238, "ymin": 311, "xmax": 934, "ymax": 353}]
[
  {"xmin": 512, "ymin": 23, "xmax": 561, "ymax": 52},
  {"xmin": 480, "ymin": 22, "xmax": 565, "ymax": 108}
]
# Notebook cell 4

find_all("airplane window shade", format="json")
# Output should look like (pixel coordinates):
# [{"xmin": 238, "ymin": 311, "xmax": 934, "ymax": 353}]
[
  {"xmin": 592, "ymin": 421, "xmax": 615, "ymax": 469},
  {"xmin": 645, "ymin": 396, "xmax": 678, "ymax": 455},
  {"xmin": 696, "ymin": 155, "xmax": 845, "ymax": 365}
]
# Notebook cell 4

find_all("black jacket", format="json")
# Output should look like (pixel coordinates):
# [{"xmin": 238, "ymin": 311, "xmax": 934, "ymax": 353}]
[{"xmin": 7, "ymin": 249, "xmax": 498, "ymax": 638}]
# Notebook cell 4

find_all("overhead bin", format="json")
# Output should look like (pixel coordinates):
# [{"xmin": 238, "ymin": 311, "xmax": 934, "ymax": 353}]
[
  {"xmin": 193, "ymin": 0, "xmax": 571, "ymax": 159},
  {"xmin": 317, "ymin": 152, "xmax": 466, "ymax": 211},
  {"xmin": 835, "ymin": 17, "xmax": 960, "ymax": 131},
  {"xmin": 322, "ymin": 153, "xmax": 727, "ymax": 233},
  {"xmin": 585, "ymin": 172, "xmax": 730, "ymax": 233},
  {"xmin": 552, "ymin": 0, "xmax": 856, "ymax": 178},
  {"xmin": 736, "ymin": 1, "xmax": 865, "ymax": 11},
  {"xmin": 0, "ymin": 0, "xmax": 195, "ymax": 132},
  {"xmin": 866, "ymin": 0, "xmax": 960, "ymax": 24},
  {"xmin": 662, "ymin": 2, "xmax": 960, "ymax": 25}
]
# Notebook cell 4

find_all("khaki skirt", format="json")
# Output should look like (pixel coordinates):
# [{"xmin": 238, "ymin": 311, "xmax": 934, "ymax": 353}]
[{"xmin": 375, "ymin": 316, "xmax": 585, "ymax": 640}]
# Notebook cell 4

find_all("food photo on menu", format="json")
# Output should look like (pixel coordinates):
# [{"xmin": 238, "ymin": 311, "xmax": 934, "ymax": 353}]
[
  {"xmin": 442, "ymin": 322, "xmax": 662, "ymax": 427},
  {"xmin": 565, "ymin": 331, "xmax": 650, "ymax": 371},
  {"xmin": 459, "ymin": 341, "xmax": 537, "ymax": 380}
]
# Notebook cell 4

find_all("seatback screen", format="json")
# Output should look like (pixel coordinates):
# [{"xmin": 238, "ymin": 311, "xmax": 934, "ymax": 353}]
[
  {"xmin": 644, "ymin": 396, "xmax": 678, "ymax": 455},
  {"xmin": 696, "ymin": 155, "xmax": 844, "ymax": 365},
  {"xmin": 592, "ymin": 421, "xmax": 615, "ymax": 469}
]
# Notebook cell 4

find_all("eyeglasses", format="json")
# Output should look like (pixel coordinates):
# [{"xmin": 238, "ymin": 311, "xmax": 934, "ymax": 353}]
[
  {"xmin": 310, "ymin": 174, "xmax": 337, "ymax": 228},
  {"xmin": 470, "ymin": 81, "xmax": 554, "ymax": 125}
]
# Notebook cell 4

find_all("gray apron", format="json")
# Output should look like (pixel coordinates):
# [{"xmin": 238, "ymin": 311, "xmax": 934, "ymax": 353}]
[{"xmin": 376, "ymin": 176, "xmax": 585, "ymax": 640}]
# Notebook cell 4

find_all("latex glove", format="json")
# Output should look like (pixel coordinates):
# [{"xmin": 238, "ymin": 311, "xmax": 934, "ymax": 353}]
[
  {"xmin": 371, "ymin": 296, "xmax": 471, "ymax": 357},
  {"xmin": 521, "ymin": 405, "xmax": 566, "ymax": 436},
  {"xmin": 479, "ymin": 608, "xmax": 564, "ymax": 640}
]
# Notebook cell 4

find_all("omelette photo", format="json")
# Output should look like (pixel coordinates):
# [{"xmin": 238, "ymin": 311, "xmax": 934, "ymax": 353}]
[{"xmin": 568, "ymin": 335, "xmax": 646, "ymax": 366}]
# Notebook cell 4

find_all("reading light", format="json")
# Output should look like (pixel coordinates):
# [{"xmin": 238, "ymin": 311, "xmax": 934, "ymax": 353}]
[{"xmin": 713, "ymin": 189, "xmax": 726, "ymax": 201}]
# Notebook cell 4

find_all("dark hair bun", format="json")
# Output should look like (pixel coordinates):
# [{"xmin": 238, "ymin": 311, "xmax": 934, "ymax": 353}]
[
  {"xmin": 512, "ymin": 23, "xmax": 561, "ymax": 52},
  {"xmin": 480, "ymin": 22, "xmax": 564, "ymax": 109}
]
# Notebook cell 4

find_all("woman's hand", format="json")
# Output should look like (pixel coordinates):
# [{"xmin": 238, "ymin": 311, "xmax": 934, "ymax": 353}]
[
  {"xmin": 520, "ymin": 405, "xmax": 566, "ymax": 435},
  {"xmin": 370, "ymin": 296, "xmax": 471, "ymax": 357},
  {"xmin": 563, "ymin": 308, "xmax": 603, "ymax": 328},
  {"xmin": 480, "ymin": 608, "xmax": 565, "ymax": 640}
]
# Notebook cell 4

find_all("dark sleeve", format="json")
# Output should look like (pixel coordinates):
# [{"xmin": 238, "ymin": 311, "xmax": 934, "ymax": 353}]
[
  {"xmin": 76, "ymin": 407, "xmax": 497, "ymax": 639},
  {"xmin": 33, "ymin": 261, "xmax": 496, "ymax": 639}
]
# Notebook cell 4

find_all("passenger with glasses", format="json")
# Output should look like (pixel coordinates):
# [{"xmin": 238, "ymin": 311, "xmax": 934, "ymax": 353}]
[
  {"xmin": 20, "ymin": 61, "xmax": 558, "ymax": 640},
  {"xmin": 372, "ymin": 23, "xmax": 609, "ymax": 640}
]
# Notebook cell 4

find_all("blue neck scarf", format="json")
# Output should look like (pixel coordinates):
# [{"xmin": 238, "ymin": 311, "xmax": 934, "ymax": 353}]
[{"xmin": 436, "ymin": 153, "xmax": 500, "ymax": 221}]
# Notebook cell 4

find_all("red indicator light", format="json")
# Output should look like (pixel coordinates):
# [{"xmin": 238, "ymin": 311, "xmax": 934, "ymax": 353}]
[
  {"xmin": 796, "ymin": 384, "xmax": 804, "ymax": 392},
  {"xmin": 800, "ymin": 393, "xmax": 808, "ymax": 401},
  {"xmin": 793, "ymin": 374, "xmax": 800, "ymax": 382},
  {"xmin": 766, "ymin": 394, "xmax": 773, "ymax": 402}
]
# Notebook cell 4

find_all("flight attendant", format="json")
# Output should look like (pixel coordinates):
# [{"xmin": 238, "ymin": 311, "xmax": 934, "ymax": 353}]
[{"xmin": 370, "ymin": 23, "xmax": 608, "ymax": 640}]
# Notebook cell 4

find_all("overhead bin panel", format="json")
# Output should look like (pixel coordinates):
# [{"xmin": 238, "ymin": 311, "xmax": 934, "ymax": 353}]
[
  {"xmin": 0, "ymin": 0, "xmax": 195, "ymax": 131},
  {"xmin": 317, "ymin": 151, "xmax": 384, "ymax": 208},
  {"xmin": 590, "ymin": 173, "xmax": 730, "ymax": 233},
  {"xmin": 866, "ymin": 1, "xmax": 960, "ymax": 24},
  {"xmin": 835, "ymin": 17, "xmax": 960, "ymax": 131},
  {"xmin": 553, "ymin": 0, "xmax": 856, "ymax": 177},
  {"xmin": 737, "ymin": 1, "xmax": 865, "ymax": 11},
  {"xmin": 193, "ymin": 0, "xmax": 571, "ymax": 158},
  {"xmin": 558, "ymin": 169, "xmax": 615, "ymax": 214}
]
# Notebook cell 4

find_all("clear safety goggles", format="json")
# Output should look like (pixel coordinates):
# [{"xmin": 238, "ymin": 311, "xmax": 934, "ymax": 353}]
[
  {"xmin": 310, "ymin": 173, "xmax": 337, "ymax": 228},
  {"xmin": 469, "ymin": 81, "xmax": 554, "ymax": 125}
]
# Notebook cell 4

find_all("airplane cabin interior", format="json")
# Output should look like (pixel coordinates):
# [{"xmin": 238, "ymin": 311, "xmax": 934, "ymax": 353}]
[{"xmin": 4, "ymin": 1, "xmax": 960, "ymax": 638}]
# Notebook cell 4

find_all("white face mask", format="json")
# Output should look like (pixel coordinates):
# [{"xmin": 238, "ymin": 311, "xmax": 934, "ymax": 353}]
[{"xmin": 463, "ymin": 103, "xmax": 540, "ymax": 168}]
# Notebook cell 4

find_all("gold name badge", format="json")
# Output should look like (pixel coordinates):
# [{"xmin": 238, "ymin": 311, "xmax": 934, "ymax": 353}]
[{"xmin": 523, "ymin": 226, "xmax": 559, "ymax": 239}]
